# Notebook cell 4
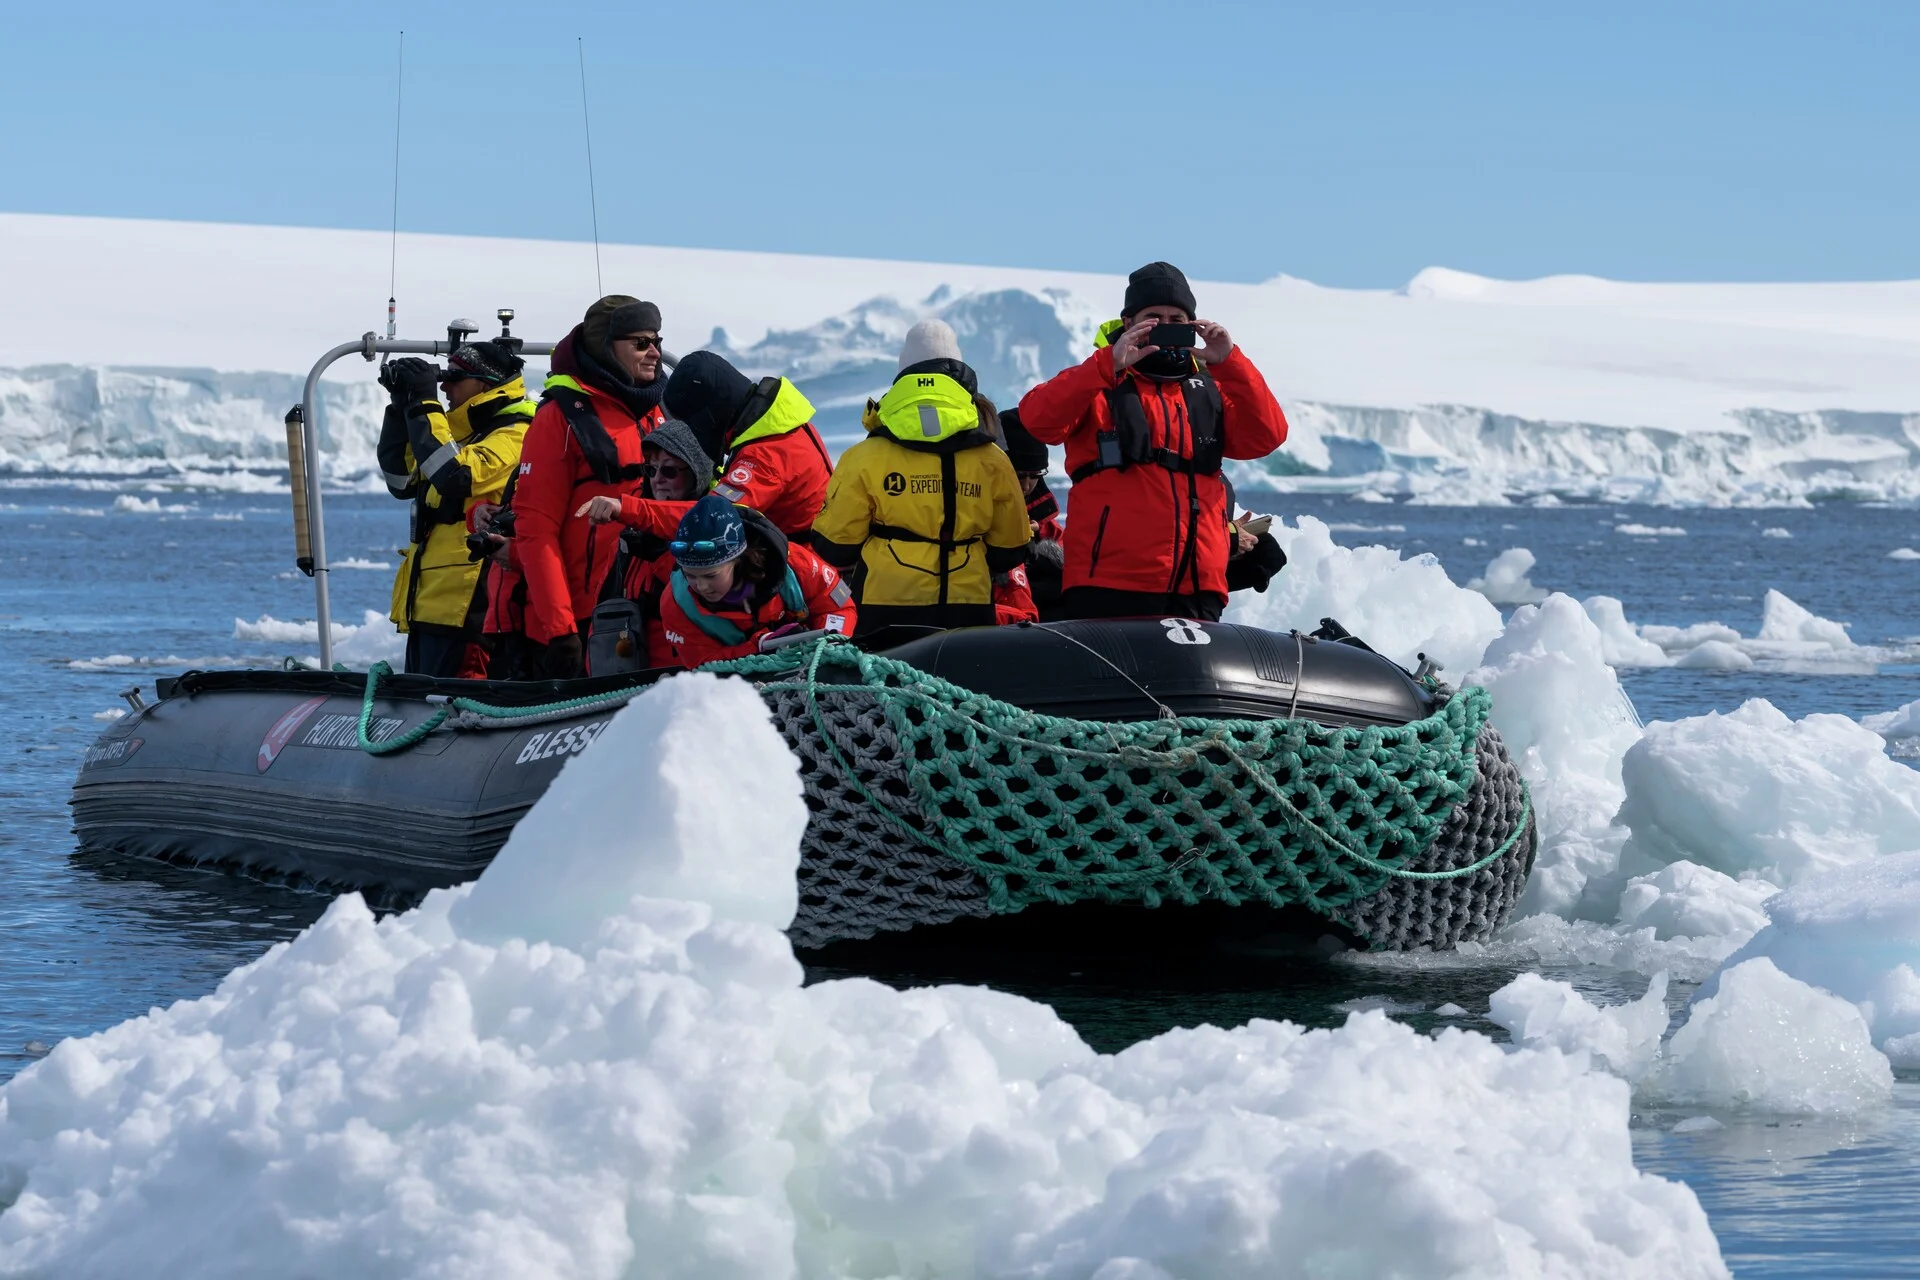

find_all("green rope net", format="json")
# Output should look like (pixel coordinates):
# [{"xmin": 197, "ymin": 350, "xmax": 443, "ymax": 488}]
[{"xmin": 711, "ymin": 640, "xmax": 1525, "ymax": 917}]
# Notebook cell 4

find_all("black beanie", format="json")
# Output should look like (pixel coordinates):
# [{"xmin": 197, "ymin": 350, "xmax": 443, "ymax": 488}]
[
  {"xmin": 664, "ymin": 351, "xmax": 756, "ymax": 456},
  {"xmin": 580, "ymin": 294, "xmax": 662, "ymax": 367},
  {"xmin": 1122, "ymin": 261, "xmax": 1197, "ymax": 319},
  {"xmin": 998, "ymin": 408, "xmax": 1050, "ymax": 473},
  {"xmin": 445, "ymin": 339, "xmax": 524, "ymax": 386}
]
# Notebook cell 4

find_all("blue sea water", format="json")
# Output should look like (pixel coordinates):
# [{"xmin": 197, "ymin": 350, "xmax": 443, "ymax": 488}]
[{"xmin": 3, "ymin": 483, "xmax": 1917, "ymax": 1274}]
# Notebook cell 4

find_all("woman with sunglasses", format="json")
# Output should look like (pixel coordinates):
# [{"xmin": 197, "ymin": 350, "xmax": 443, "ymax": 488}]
[
  {"xmin": 509, "ymin": 294, "xmax": 668, "ymax": 679},
  {"xmin": 654, "ymin": 493, "xmax": 855, "ymax": 669}
]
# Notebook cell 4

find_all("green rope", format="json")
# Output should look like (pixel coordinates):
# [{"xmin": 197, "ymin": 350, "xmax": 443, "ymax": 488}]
[
  {"xmin": 354, "ymin": 661, "xmax": 646, "ymax": 755},
  {"xmin": 710, "ymin": 638, "xmax": 1529, "ymax": 915}
]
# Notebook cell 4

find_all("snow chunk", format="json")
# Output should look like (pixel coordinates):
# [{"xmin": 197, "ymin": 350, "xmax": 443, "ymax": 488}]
[
  {"xmin": 1703, "ymin": 850, "xmax": 1920, "ymax": 1060},
  {"xmin": 1647, "ymin": 958, "xmax": 1891, "ymax": 1115},
  {"xmin": 1617, "ymin": 699, "xmax": 1920, "ymax": 887},
  {"xmin": 1760, "ymin": 527, "xmax": 1792, "ymax": 538},
  {"xmin": 1673, "ymin": 640, "xmax": 1753, "ymax": 671},
  {"xmin": 1755, "ymin": 588, "xmax": 1853, "ymax": 650},
  {"xmin": 1888, "ymin": 547, "xmax": 1920, "ymax": 561},
  {"xmin": 1225, "ymin": 514, "xmax": 1503, "ymax": 675},
  {"xmin": 1862, "ymin": 698, "xmax": 1920, "ymax": 739},
  {"xmin": 110, "ymin": 493, "xmax": 191, "ymax": 514},
  {"xmin": 1488, "ymin": 971, "xmax": 1669, "ymax": 1080},
  {"xmin": 232, "ymin": 609, "xmax": 403, "ymax": 670},
  {"xmin": 455, "ymin": 672, "xmax": 806, "ymax": 944},
  {"xmin": 330, "ymin": 556, "xmax": 392, "ymax": 571},
  {"xmin": 89, "ymin": 708, "xmax": 125, "ymax": 721},
  {"xmin": 1466, "ymin": 595, "xmax": 1643, "ymax": 916},
  {"xmin": 1582, "ymin": 596, "xmax": 1670, "ymax": 667},
  {"xmin": 1615, "ymin": 862, "xmax": 1779, "ymax": 943},
  {"xmin": 1466, "ymin": 547, "xmax": 1548, "ymax": 605},
  {"xmin": 1616, "ymin": 523, "xmax": 1686, "ymax": 537}
]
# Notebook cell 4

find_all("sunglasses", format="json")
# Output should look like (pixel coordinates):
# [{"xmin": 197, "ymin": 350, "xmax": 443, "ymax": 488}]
[
  {"xmin": 616, "ymin": 334, "xmax": 664, "ymax": 351},
  {"xmin": 643, "ymin": 462, "xmax": 690, "ymax": 478},
  {"xmin": 670, "ymin": 538, "xmax": 724, "ymax": 558}
]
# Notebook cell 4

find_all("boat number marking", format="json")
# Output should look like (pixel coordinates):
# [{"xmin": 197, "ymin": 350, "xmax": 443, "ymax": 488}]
[
  {"xmin": 303, "ymin": 713, "xmax": 403, "ymax": 749},
  {"xmin": 84, "ymin": 735, "xmax": 145, "ymax": 769},
  {"xmin": 1161, "ymin": 618, "xmax": 1211, "ymax": 646},
  {"xmin": 516, "ymin": 719, "xmax": 612, "ymax": 766},
  {"xmin": 257, "ymin": 695, "xmax": 330, "ymax": 771}
]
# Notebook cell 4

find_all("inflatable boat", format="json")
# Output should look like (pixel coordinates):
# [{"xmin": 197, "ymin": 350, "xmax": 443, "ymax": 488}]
[{"xmin": 73, "ymin": 618, "xmax": 1537, "ymax": 952}]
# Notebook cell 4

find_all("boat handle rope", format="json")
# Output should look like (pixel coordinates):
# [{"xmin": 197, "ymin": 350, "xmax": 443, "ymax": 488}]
[{"xmin": 354, "ymin": 660, "xmax": 646, "ymax": 755}]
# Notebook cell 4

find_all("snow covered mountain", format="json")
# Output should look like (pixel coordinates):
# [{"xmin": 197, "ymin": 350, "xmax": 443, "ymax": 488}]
[{"xmin": 4, "ymin": 212, "xmax": 1920, "ymax": 504}]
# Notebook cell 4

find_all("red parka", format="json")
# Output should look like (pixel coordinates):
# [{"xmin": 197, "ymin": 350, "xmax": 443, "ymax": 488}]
[
  {"xmin": 657, "ymin": 510, "xmax": 855, "ymax": 668},
  {"xmin": 1018, "ymin": 345, "xmax": 1287, "ymax": 602},
  {"xmin": 510, "ymin": 335, "xmax": 664, "ymax": 643},
  {"xmin": 712, "ymin": 424, "xmax": 835, "ymax": 539}
]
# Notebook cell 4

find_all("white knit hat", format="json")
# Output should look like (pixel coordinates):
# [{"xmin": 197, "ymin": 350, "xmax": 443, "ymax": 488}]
[{"xmin": 897, "ymin": 319, "xmax": 962, "ymax": 371}]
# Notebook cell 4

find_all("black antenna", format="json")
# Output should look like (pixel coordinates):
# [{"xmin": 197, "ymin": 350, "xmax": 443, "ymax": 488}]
[
  {"xmin": 576, "ymin": 37, "xmax": 604, "ymax": 297},
  {"xmin": 385, "ymin": 30, "xmax": 405, "ymax": 345}
]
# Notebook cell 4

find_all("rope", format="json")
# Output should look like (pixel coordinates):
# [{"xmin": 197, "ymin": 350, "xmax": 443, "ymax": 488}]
[{"xmin": 355, "ymin": 661, "xmax": 646, "ymax": 754}]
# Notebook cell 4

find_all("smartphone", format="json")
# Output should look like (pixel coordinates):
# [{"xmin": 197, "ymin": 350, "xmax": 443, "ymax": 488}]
[
  {"xmin": 1147, "ymin": 322, "xmax": 1198, "ymax": 349},
  {"xmin": 1237, "ymin": 513, "xmax": 1273, "ymax": 536}
]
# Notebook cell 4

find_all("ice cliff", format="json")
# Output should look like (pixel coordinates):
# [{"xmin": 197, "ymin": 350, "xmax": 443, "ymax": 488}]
[{"xmin": 6, "ymin": 279, "xmax": 1919, "ymax": 505}]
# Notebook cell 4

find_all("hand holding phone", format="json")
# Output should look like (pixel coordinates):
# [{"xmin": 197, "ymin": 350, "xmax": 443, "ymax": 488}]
[{"xmin": 1146, "ymin": 322, "xmax": 1198, "ymax": 350}]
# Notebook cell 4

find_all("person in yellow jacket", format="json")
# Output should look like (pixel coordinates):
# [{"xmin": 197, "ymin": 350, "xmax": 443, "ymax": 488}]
[
  {"xmin": 812, "ymin": 320, "xmax": 1030, "ymax": 636},
  {"xmin": 375, "ymin": 341, "xmax": 535, "ymax": 676}
]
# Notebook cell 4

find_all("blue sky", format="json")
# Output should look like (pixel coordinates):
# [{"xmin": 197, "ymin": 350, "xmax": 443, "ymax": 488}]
[{"xmin": 2, "ymin": 1, "xmax": 1915, "ymax": 287}]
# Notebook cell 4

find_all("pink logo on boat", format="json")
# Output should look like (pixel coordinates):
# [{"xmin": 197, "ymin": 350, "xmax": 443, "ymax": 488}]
[{"xmin": 257, "ymin": 696, "xmax": 329, "ymax": 773}]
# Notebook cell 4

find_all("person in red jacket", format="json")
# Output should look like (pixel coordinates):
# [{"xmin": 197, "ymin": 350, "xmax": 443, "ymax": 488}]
[
  {"xmin": 1017, "ymin": 261, "xmax": 1288, "ymax": 621},
  {"xmin": 998, "ymin": 407, "xmax": 1065, "ymax": 619},
  {"xmin": 660, "ymin": 350, "xmax": 833, "ymax": 538},
  {"xmin": 655, "ymin": 494, "xmax": 854, "ymax": 668},
  {"xmin": 510, "ymin": 295, "xmax": 667, "ymax": 678}
]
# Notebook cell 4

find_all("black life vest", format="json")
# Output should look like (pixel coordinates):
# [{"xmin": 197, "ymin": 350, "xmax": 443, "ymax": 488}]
[
  {"xmin": 1069, "ymin": 366, "xmax": 1225, "ymax": 483},
  {"xmin": 545, "ymin": 386, "xmax": 647, "ymax": 486}
]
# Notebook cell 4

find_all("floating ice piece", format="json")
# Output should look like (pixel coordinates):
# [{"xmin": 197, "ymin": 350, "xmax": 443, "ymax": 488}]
[
  {"xmin": 1861, "ymin": 698, "xmax": 1920, "ymax": 740},
  {"xmin": 1889, "ymin": 548, "xmax": 1920, "ymax": 561},
  {"xmin": 1435, "ymin": 1002, "xmax": 1469, "ymax": 1017},
  {"xmin": 1466, "ymin": 547, "xmax": 1549, "ymax": 605},
  {"xmin": 1226, "ymin": 515, "xmax": 1503, "ymax": 675},
  {"xmin": 0, "ymin": 675, "xmax": 1730, "ymax": 1280},
  {"xmin": 232, "ymin": 608, "xmax": 403, "ymax": 670},
  {"xmin": 1701, "ymin": 850, "xmax": 1920, "ymax": 1061},
  {"xmin": 1581, "ymin": 596, "xmax": 1670, "ymax": 667},
  {"xmin": 1671, "ymin": 1115, "xmax": 1724, "ymax": 1132},
  {"xmin": 110, "ymin": 494, "xmax": 191, "ymax": 514},
  {"xmin": 1618, "ymin": 699, "xmax": 1920, "ymax": 888},
  {"xmin": 89, "ymin": 709, "xmax": 124, "ymax": 721},
  {"xmin": 1465, "ymin": 595, "xmax": 1644, "ymax": 916},
  {"xmin": 1760, "ymin": 527, "xmax": 1792, "ymax": 539},
  {"xmin": 1673, "ymin": 640, "xmax": 1753, "ymax": 671},
  {"xmin": 1330, "ymin": 995, "xmax": 1424, "ymax": 1015},
  {"xmin": 330, "ymin": 556, "xmax": 392, "ymax": 571},
  {"xmin": 1616, "ymin": 523, "xmax": 1687, "ymax": 536},
  {"xmin": 1487, "ymin": 970, "xmax": 1669, "ymax": 1080},
  {"xmin": 1639, "ymin": 621, "xmax": 1742, "ymax": 652},
  {"xmin": 1755, "ymin": 588, "xmax": 1853, "ymax": 650},
  {"xmin": 1646, "ymin": 958, "xmax": 1892, "ymax": 1115},
  {"xmin": 1615, "ymin": 862, "xmax": 1779, "ymax": 943}
]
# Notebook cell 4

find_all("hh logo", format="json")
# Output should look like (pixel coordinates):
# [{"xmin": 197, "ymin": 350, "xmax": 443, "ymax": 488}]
[
  {"xmin": 916, "ymin": 377, "xmax": 935, "ymax": 387},
  {"xmin": 882, "ymin": 472, "xmax": 906, "ymax": 495}
]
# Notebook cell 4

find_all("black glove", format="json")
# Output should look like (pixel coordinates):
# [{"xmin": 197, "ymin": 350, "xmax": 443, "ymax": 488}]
[
  {"xmin": 380, "ymin": 357, "xmax": 441, "ymax": 407},
  {"xmin": 1226, "ymin": 532, "xmax": 1288, "ymax": 594},
  {"xmin": 538, "ymin": 632, "xmax": 584, "ymax": 680}
]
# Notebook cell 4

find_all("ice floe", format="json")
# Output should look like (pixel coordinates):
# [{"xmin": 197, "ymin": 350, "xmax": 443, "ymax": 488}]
[
  {"xmin": 0, "ymin": 672, "xmax": 1730, "ymax": 1279},
  {"xmin": 232, "ymin": 608, "xmax": 404, "ymax": 669},
  {"xmin": 1700, "ymin": 851, "xmax": 1920, "ymax": 1065},
  {"xmin": 1465, "ymin": 547, "xmax": 1549, "ymax": 605}
]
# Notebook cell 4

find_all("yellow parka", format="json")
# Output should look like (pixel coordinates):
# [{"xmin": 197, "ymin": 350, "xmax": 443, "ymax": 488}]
[
  {"xmin": 813, "ymin": 361, "xmax": 1029, "ymax": 618},
  {"xmin": 387, "ymin": 378, "xmax": 534, "ymax": 632}
]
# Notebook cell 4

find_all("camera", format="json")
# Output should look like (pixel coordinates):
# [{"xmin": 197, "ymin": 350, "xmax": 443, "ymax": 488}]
[{"xmin": 465, "ymin": 504, "xmax": 517, "ymax": 562}]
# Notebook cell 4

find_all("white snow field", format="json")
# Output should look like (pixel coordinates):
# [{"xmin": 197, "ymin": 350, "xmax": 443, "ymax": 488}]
[
  {"xmin": 0, "ymin": 671, "xmax": 1733, "ymax": 1279},
  {"xmin": 5, "ymin": 212, "xmax": 1920, "ymax": 504}
]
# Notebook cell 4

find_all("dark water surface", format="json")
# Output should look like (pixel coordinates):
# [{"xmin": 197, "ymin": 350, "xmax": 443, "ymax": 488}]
[{"xmin": 4, "ymin": 484, "xmax": 1918, "ymax": 1274}]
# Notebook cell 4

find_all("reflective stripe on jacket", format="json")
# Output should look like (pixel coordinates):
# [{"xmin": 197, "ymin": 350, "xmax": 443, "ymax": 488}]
[{"xmin": 386, "ymin": 379, "xmax": 534, "ymax": 632}]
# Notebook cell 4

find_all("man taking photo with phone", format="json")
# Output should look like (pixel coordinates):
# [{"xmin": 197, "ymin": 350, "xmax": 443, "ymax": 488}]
[{"xmin": 1017, "ymin": 261, "xmax": 1289, "ymax": 621}]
